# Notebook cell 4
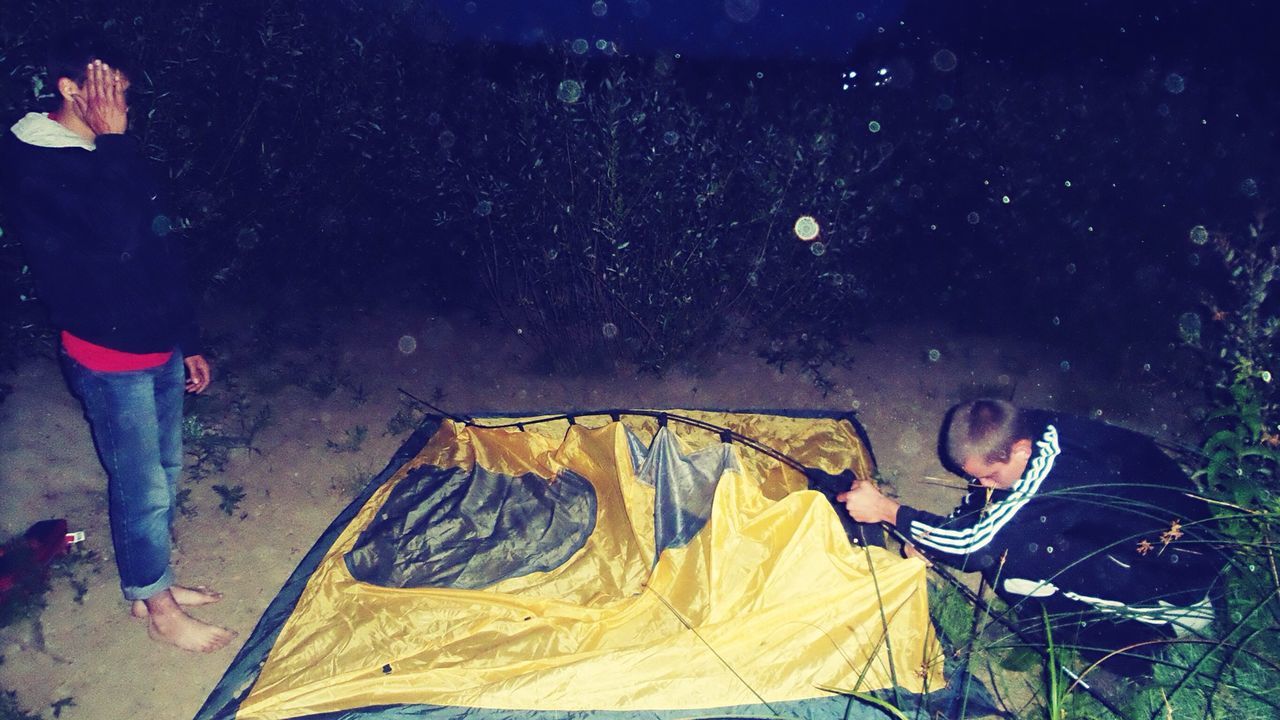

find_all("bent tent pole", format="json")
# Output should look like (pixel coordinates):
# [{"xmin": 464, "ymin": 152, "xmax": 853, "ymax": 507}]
[
  {"xmin": 875, "ymin": 523, "xmax": 1132, "ymax": 720},
  {"xmin": 394, "ymin": 391, "xmax": 1132, "ymax": 718}
]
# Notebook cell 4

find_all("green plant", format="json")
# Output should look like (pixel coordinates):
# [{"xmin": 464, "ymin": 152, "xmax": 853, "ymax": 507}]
[
  {"xmin": 175, "ymin": 487, "xmax": 198, "ymax": 518},
  {"xmin": 327, "ymin": 425, "xmax": 368, "ymax": 454},
  {"xmin": 211, "ymin": 484, "xmax": 247, "ymax": 517},
  {"xmin": 49, "ymin": 698, "xmax": 74, "ymax": 718},
  {"xmin": 1185, "ymin": 217, "xmax": 1280, "ymax": 517},
  {"xmin": 385, "ymin": 399, "xmax": 427, "ymax": 436},
  {"xmin": 48, "ymin": 547, "xmax": 98, "ymax": 606},
  {"xmin": 331, "ymin": 465, "xmax": 374, "ymax": 497},
  {"xmin": 448, "ymin": 61, "xmax": 887, "ymax": 374},
  {"xmin": 183, "ymin": 396, "xmax": 272, "ymax": 481},
  {"xmin": 0, "ymin": 691, "xmax": 42, "ymax": 720}
]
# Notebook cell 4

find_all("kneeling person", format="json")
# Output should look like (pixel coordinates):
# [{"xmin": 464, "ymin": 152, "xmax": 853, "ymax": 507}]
[{"xmin": 840, "ymin": 399, "xmax": 1221, "ymax": 671}]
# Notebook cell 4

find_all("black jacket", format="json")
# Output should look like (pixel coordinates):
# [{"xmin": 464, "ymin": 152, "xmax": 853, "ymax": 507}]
[
  {"xmin": 898, "ymin": 411, "xmax": 1220, "ymax": 608},
  {"xmin": 0, "ymin": 121, "xmax": 199, "ymax": 354}
]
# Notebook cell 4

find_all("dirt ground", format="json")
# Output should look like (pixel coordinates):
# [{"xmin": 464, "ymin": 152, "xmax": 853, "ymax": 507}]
[{"xmin": 0, "ymin": 304, "xmax": 1197, "ymax": 719}]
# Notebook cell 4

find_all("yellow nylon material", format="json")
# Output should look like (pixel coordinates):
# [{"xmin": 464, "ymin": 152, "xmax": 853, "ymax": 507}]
[{"xmin": 235, "ymin": 412, "xmax": 941, "ymax": 719}]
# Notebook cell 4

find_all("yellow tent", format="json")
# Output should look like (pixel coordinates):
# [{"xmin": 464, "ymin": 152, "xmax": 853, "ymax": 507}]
[{"xmin": 198, "ymin": 410, "xmax": 943, "ymax": 720}]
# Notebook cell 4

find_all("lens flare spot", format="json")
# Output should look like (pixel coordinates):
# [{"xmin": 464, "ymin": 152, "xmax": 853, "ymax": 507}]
[
  {"xmin": 794, "ymin": 215, "xmax": 821, "ymax": 241},
  {"xmin": 724, "ymin": 0, "xmax": 761, "ymax": 23},
  {"xmin": 557, "ymin": 79, "xmax": 583, "ymax": 104},
  {"xmin": 932, "ymin": 49, "xmax": 958, "ymax": 72},
  {"xmin": 1178, "ymin": 312, "xmax": 1202, "ymax": 343}
]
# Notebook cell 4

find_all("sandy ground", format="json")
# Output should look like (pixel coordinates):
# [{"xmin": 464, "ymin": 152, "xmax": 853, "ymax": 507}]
[{"xmin": 0, "ymin": 303, "xmax": 1197, "ymax": 719}]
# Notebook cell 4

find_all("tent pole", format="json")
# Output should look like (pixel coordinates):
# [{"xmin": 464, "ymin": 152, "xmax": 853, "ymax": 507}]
[{"xmin": 879, "ymin": 524, "xmax": 1133, "ymax": 720}]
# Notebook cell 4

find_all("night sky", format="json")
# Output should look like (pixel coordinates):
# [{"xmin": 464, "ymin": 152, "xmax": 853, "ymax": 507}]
[{"xmin": 427, "ymin": 0, "xmax": 1276, "ymax": 67}]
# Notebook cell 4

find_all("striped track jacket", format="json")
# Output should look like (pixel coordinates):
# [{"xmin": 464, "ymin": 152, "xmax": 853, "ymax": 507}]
[{"xmin": 897, "ymin": 411, "xmax": 1221, "ymax": 627}]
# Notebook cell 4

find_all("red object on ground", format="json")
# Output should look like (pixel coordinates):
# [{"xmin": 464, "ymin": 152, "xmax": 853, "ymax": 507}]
[
  {"xmin": 24, "ymin": 518, "xmax": 73, "ymax": 564},
  {"xmin": 0, "ymin": 519, "xmax": 74, "ymax": 607}
]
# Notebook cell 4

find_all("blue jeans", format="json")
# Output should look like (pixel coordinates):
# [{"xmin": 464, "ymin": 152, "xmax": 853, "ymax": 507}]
[{"xmin": 63, "ymin": 351, "xmax": 184, "ymax": 601}]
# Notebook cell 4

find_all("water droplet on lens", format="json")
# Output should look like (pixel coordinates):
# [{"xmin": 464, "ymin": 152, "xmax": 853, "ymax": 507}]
[
  {"xmin": 794, "ymin": 215, "xmax": 820, "ymax": 240},
  {"xmin": 1178, "ymin": 312, "xmax": 1202, "ymax": 342},
  {"xmin": 572, "ymin": 38, "xmax": 589, "ymax": 54},
  {"xmin": 724, "ymin": 0, "xmax": 761, "ymax": 23},
  {"xmin": 557, "ymin": 79, "xmax": 583, "ymax": 104},
  {"xmin": 151, "ymin": 215, "xmax": 172, "ymax": 236},
  {"xmin": 867, "ymin": 120, "xmax": 881, "ymax": 133},
  {"xmin": 932, "ymin": 48, "xmax": 958, "ymax": 72},
  {"xmin": 591, "ymin": 1, "xmax": 608, "ymax": 17}
]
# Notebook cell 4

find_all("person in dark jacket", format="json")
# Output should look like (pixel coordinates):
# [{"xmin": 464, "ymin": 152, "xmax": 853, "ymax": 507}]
[
  {"xmin": 840, "ymin": 398, "xmax": 1221, "ymax": 672},
  {"xmin": 0, "ymin": 36, "xmax": 234, "ymax": 652}
]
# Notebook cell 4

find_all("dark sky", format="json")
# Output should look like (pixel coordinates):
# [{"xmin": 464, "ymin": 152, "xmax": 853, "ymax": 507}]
[
  {"xmin": 429, "ymin": 0, "xmax": 1276, "ymax": 67},
  {"xmin": 440, "ymin": 0, "xmax": 902, "ymax": 59}
]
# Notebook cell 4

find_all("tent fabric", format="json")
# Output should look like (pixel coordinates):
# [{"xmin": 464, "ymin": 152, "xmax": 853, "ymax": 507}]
[{"xmin": 197, "ymin": 410, "xmax": 943, "ymax": 720}]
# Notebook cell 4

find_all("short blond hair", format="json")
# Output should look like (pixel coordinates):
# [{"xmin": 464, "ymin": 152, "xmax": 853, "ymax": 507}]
[{"xmin": 945, "ymin": 399, "xmax": 1032, "ymax": 465}]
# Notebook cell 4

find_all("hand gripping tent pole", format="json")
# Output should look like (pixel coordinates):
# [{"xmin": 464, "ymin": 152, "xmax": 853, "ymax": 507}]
[{"xmin": 396, "ymin": 390, "xmax": 1132, "ymax": 719}]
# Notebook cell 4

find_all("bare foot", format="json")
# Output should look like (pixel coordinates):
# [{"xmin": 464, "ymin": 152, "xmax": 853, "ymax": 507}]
[
  {"xmin": 131, "ymin": 585, "xmax": 223, "ymax": 619},
  {"xmin": 141, "ymin": 589, "xmax": 236, "ymax": 653}
]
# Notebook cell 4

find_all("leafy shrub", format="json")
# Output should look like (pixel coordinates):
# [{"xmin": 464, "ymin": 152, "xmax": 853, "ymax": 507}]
[
  {"xmin": 1127, "ymin": 213, "xmax": 1280, "ymax": 719},
  {"xmin": 442, "ymin": 58, "xmax": 887, "ymax": 372}
]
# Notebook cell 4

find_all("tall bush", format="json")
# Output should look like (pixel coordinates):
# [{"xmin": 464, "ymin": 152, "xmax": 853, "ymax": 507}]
[{"xmin": 444, "ymin": 58, "xmax": 891, "ymax": 372}]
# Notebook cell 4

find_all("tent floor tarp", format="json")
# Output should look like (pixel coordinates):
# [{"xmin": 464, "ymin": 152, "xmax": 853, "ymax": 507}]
[{"xmin": 197, "ymin": 409, "xmax": 952, "ymax": 720}]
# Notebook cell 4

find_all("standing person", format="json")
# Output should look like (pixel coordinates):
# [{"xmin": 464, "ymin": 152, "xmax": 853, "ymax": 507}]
[
  {"xmin": 839, "ymin": 398, "xmax": 1221, "ymax": 673},
  {"xmin": 0, "ymin": 36, "xmax": 235, "ymax": 652}
]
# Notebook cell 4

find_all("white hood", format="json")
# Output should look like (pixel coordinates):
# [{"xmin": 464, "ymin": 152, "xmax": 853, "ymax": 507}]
[{"xmin": 9, "ymin": 112, "xmax": 95, "ymax": 151}]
